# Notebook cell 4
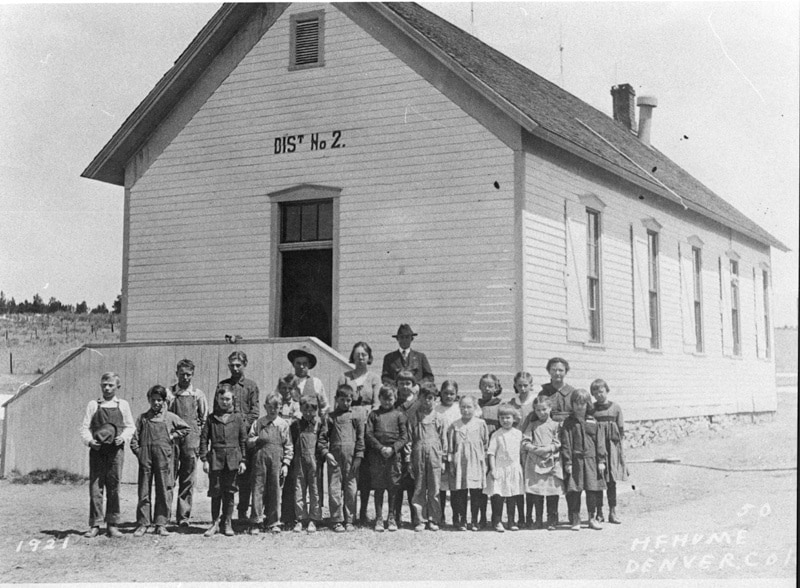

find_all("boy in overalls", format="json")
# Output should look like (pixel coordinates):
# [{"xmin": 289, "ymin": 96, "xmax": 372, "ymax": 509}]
[
  {"xmin": 80, "ymin": 372, "xmax": 135, "ymax": 538},
  {"xmin": 290, "ymin": 396, "xmax": 323, "ymax": 533},
  {"xmin": 248, "ymin": 394, "xmax": 293, "ymax": 533},
  {"xmin": 131, "ymin": 385, "xmax": 190, "ymax": 537},
  {"xmin": 318, "ymin": 384, "xmax": 365, "ymax": 532},
  {"xmin": 168, "ymin": 359, "xmax": 208, "ymax": 527},
  {"xmin": 408, "ymin": 382, "xmax": 448, "ymax": 531}
]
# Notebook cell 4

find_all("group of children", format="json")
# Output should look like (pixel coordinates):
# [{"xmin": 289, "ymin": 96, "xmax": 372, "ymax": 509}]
[{"xmin": 81, "ymin": 351, "xmax": 628, "ymax": 537}]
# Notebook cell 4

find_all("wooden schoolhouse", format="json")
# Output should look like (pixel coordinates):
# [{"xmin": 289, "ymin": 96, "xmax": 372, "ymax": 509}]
[{"xmin": 2, "ymin": 3, "xmax": 786, "ymax": 480}]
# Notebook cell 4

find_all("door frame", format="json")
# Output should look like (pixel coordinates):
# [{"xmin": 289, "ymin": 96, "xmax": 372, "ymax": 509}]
[{"xmin": 268, "ymin": 184, "xmax": 341, "ymax": 349}]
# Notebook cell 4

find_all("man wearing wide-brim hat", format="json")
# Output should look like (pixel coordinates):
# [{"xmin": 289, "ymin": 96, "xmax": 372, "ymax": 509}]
[{"xmin": 381, "ymin": 324, "xmax": 434, "ymax": 386}]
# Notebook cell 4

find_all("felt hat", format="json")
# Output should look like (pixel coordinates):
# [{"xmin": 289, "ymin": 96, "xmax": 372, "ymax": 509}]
[
  {"xmin": 392, "ymin": 324, "xmax": 418, "ymax": 338},
  {"xmin": 93, "ymin": 422, "xmax": 117, "ymax": 445},
  {"xmin": 288, "ymin": 349, "xmax": 317, "ymax": 369}
]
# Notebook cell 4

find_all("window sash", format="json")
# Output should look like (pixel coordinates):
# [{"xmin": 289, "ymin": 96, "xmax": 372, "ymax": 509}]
[
  {"xmin": 763, "ymin": 271, "xmax": 771, "ymax": 358},
  {"xmin": 692, "ymin": 247, "xmax": 703, "ymax": 352},
  {"xmin": 281, "ymin": 200, "xmax": 333, "ymax": 244},
  {"xmin": 647, "ymin": 231, "xmax": 660, "ymax": 348},
  {"xmin": 586, "ymin": 209, "xmax": 601, "ymax": 342}
]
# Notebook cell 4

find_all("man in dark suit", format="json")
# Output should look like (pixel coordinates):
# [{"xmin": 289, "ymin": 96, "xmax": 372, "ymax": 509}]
[{"xmin": 381, "ymin": 324, "xmax": 434, "ymax": 386}]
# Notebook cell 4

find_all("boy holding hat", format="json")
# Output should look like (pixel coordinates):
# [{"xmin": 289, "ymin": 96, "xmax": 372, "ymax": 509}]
[
  {"xmin": 381, "ymin": 324, "xmax": 434, "ymax": 386},
  {"xmin": 79, "ymin": 372, "xmax": 135, "ymax": 538}
]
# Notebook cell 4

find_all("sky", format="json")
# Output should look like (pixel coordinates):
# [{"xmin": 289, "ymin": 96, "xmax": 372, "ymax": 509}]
[{"xmin": 0, "ymin": 1, "xmax": 797, "ymax": 326}]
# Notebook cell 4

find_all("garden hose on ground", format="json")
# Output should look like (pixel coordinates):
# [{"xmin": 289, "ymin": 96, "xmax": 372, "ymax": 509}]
[{"xmin": 628, "ymin": 457, "xmax": 797, "ymax": 473}]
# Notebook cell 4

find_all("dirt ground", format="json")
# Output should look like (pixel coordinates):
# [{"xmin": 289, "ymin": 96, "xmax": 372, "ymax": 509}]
[{"xmin": 0, "ymin": 389, "xmax": 795, "ymax": 584}]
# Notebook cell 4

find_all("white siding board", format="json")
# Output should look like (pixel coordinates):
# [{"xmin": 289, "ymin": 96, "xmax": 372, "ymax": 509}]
[
  {"xmin": 522, "ymin": 147, "xmax": 776, "ymax": 420},
  {"xmin": 125, "ymin": 4, "xmax": 516, "ymax": 383}
]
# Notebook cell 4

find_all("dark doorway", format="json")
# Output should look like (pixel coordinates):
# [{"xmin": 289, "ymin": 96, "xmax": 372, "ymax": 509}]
[{"xmin": 280, "ymin": 248, "xmax": 332, "ymax": 344}]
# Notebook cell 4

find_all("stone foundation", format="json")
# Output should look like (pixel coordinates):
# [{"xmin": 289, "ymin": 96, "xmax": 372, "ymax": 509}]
[{"xmin": 623, "ymin": 412, "xmax": 775, "ymax": 449}]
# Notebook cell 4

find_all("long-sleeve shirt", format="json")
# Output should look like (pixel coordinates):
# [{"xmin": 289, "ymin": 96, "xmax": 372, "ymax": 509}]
[
  {"xmin": 318, "ymin": 408, "xmax": 365, "ymax": 460},
  {"xmin": 199, "ymin": 411, "xmax": 248, "ymax": 470},
  {"xmin": 365, "ymin": 406, "xmax": 408, "ymax": 455},
  {"xmin": 247, "ymin": 416, "xmax": 294, "ymax": 467},
  {"xmin": 168, "ymin": 384, "xmax": 208, "ymax": 429},
  {"xmin": 219, "ymin": 376, "xmax": 260, "ymax": 426},
  {"xmin": 406, "ymin": 404, "xmax": 447, "ymax": 459},
  {"xmin": 130, "ymin": 408, "xmax": 190, "ymax": 454},
  {"xmin": 79, "ymin": 397, "xmax": 135, "ymax": 446}
]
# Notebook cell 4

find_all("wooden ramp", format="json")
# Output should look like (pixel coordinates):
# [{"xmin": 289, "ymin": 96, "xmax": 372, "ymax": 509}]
[{"xmin": 1, "ymin": 337, "xmax": 350, "ymax": 482}]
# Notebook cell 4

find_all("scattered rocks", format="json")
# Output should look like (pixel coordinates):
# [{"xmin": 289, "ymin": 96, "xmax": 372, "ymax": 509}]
[{"xmin": 623, "ymin": 412, "xmax": 775, "ymax": 449}]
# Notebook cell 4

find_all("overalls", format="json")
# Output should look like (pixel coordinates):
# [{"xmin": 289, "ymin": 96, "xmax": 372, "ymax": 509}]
[
  {"xmin": 250, "ymin": 420, "xmax": 285, "ymax": 527},
  {"xmin": 89, "ymin": 402, "xmax": 125, "ymax": 527},
  {"xmin": 410, "ymin": 411, "xmax": 445, "ymax": 524},
  {"xmin": 326, "ymin": 411, "xmax": 362, "ymax": 524},
  {"xmin": 136, "ymin": 415, "xmax": 174, "ymax": 526},
  {"xmin": 293, "ymin": 418, "xmax": 322, "ymax": 522},
  {"xmin": 171, "ymin": 393, "xmax": 200, "ymax": 523}
]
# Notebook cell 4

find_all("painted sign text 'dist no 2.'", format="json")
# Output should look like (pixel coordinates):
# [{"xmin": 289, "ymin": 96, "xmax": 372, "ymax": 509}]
[{"xmin": 274, "ymin": 130, "xmax": 345, "ymax": 154}]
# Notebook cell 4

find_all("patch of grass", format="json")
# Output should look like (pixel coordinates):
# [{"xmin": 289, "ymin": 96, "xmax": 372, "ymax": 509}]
[
  {"xmin": 10, "ymin": 468, "xmax": 87, "ymax": 485},
  {"xmin": 1, "ymin": 312, "xmax": 119, "ymax": 375}
]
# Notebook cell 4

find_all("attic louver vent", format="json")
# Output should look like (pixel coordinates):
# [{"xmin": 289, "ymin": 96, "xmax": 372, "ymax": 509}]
[{"xmin": 290, "ymin": 11, "xmax": 324, "ymax": 70}]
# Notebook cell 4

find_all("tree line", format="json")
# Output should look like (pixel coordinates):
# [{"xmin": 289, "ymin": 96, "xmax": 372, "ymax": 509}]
[{"xmin": 0, "ymin": 292, "xmax": 121, "ymax": 315}]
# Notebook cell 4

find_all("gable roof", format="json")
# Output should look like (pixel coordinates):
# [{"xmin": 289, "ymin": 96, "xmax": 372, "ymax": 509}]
[{"xmin": 82, "ymin": 2, "xmax": 787, "ymax": 251}]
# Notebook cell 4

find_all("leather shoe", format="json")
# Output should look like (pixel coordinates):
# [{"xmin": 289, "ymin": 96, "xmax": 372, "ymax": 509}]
[
  {"xmin": 133, "ymin": 526, "xmax": 147, "ymax": 537},
  {"xmin": 83, "ymin": 526, "xmax": 100, "ymax": 538}
]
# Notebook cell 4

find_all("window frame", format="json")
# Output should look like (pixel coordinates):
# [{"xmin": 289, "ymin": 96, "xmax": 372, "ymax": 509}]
[
  {"xmin": 647, "ymin": 229, "xmax": 661, "ymax": 349},
  {"xmin": 730, "ymin": 258, "xmax": 741, "ymax": 356},
  {"xmin": 280, "ymin": 199, "xmax": 334, "ymax": 248},
  {"xmin": 762, "ymin": 269, "xmax": 771, "ymax": 359},
  {"xmin": 268, "ymin": 184, "xmax": 341, "ymax": 345},
  {"xmin": 586, "ymin": 208, "xmax": 602, "ymax": 343},
  {"xmin": 692, "ymin": 245, "xmax": 704, "ymax": 353},
  {"xmin": 289, "ymin": 10, "xmax": 325, "ymax": 71}
]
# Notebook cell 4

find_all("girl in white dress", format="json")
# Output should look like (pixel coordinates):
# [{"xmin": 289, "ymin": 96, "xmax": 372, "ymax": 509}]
[{"xmin": 484, "ymin": 404, "xmax": 524, "ymax": 532}]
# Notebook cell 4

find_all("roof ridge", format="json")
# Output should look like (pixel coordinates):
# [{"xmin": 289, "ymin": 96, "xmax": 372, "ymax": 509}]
[{"xmin": 383, "ymin": 2, "xmax": 786, "ymax": 251}]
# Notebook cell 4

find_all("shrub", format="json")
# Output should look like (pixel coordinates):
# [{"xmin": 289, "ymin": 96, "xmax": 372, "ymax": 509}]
[{"xmin": 10, "ymin": 468, "xmax": 87, "ymax": 485}]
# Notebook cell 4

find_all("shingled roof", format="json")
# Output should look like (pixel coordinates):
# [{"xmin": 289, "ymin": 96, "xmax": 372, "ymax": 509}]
[
  {"xmin": 380, "ymin": 3, "xmax": 785, "ymax": 251},
  {"xmin": 83, "ymin": 2, "xmax": 786, "ymax": 251}
]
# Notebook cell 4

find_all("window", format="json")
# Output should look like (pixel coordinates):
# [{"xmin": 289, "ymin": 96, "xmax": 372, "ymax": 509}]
[
  {"xmin": 730, "ymin": 259, "xmax": 741, "ymax": 356},
  {"xmin": 647, "ymin": 230, "xmax": 660, "ymax": 349},
  {"xmin": 565, "ymin": 195, "xmax": 605, "ymax": 345},
  {"xmin": 290, "ymin": 11, "xmax": 325, "ymax": 70},
  {"xmin": 586, "ymin": 209, "xmax": 601, "ymax": 342},
  {"xmin": 281, "ymin": 200, "xmax": 333, "ymax": 244},
  {"xmin": 763, "ymin": 270, "xmax": 771, "ymax": 358},
  {"xmin": 692, "ymin": 246, "xmax": 703, "ymax": 352}
]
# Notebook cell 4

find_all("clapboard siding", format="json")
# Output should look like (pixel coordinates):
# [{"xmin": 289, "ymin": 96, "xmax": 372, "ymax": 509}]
[
  {"xmin": 125, "ymin": 4, "xmax": 516, "ymax": 384},
  {"xmin": 522, "ymin": 139, "xmax": 775, "ymax": 420}
]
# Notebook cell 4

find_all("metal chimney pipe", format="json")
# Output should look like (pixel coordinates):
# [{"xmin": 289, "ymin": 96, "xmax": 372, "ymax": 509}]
[{"xmin": 637, "ymin": 96, "xmax": 658, "ymax": 146}]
